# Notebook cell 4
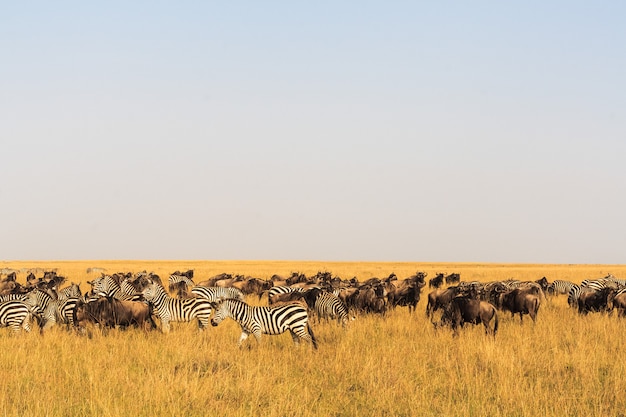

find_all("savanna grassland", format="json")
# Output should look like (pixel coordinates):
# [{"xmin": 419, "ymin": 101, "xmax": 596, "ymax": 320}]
[{"xmin": 1, "ymin": 260, "xmax": 625, "ymax": 417}]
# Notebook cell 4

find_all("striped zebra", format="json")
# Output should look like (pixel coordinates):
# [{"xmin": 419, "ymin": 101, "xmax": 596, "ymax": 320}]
[
  {"xmin": 267, "ymin": 286, "xmax": 305, "ymax": 304},
  {"xmin": 191, "ymin": 285, "xmax": 244, "ymax": 302},
  {"xmin": 168, "ymin": 274, "xmax": 196, "ymax": 298},
  {"xmin": 141, "ymin": 280, "xmax": 212, "ymax": 333},
  {"xmin": 168, "ymin": 274, "xmax": 196, "ymax": 287},
  {"xmin": 0, "ymin": 293, "xmax": 26, "ymax": 303},
  {"xmin": 210, "ymin": 298, "xmax": 318, "ymax": 349},
  {"xmin": 567, "ymin": 285, "xmax": 594, "ymax": 308},
  {"xmin": 581, "ymin": 278, "xmax": 615, "ymax": 291},
  {"xmin": 55, "ymin": 297, "xmax": 82, "ymax": 329},
  {"xmin": 305, "ymin": 289, "xmax": 349, "ymax": 327},
  {"xmin": 89, "ymin": 275, "xmax": 142, "ymax": 301},
  {"xmin": 0, "ymin": 300, "xmax": 36, "ymax": 333},
  {"xmin": 548, "ymin": 280, "xmax": 575, "ymax": 296},
  {"xmin": 23, "ymin": 289, "xmax": 58, "ymax": 331},
  {"xmin": 57, "ymin": 283, "xmax": 82, "ymax": 301}
]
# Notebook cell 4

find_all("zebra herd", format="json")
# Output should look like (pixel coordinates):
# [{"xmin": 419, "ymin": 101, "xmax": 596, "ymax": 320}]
[{"xmin": 1, "ymin": 269, "xmax": 625, "ymax": 347}]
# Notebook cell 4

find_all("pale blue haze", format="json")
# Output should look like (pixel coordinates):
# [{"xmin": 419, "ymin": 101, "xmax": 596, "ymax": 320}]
[{"xmin": 1, "ymin": 2, "xmax": 625, "ymax": 263}]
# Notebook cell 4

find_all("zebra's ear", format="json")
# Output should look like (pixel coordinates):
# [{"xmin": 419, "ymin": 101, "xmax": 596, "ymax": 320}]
[{"xmin": 209, "ymin": 301, "xmax": 219, "ymax": 309}]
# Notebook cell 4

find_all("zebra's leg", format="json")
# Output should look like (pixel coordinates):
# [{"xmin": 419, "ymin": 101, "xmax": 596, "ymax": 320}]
[
  {"xmin": 161, "ymin": 319, "xmax": 170, "ymax": 333},
  {"xmin": 289, "ymin": 330, "xmax": 301, "ymax": 346},
  {"xmin": 21, "ymin": 314, "xmax": 33, "ymax": 333},
  {"xmin": 237, "ymin": 331, "xmax": 250, "ymax": 348}
]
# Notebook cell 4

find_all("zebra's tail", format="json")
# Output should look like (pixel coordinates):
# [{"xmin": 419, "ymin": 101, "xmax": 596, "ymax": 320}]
[{"xmin": 307, "ymin": 323, "xmax": 318, "ymax": 350}]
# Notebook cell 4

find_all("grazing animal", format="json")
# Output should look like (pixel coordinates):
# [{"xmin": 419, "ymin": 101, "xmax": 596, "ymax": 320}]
[
  {"xmin": 73, "ymin": 297, "xmax": 156, "ymax": 331},
  {"xmin": 387, "ymin": 275, "xmax": 426, "ymax": 314},
  {"xmin": 267, "ymin": 286, "xmax": 305, "ymax": 305},
  {"xmin": 142, "ymin": 281, "xmax": 212, "ymax": 333},
  {"xmin": 168, "ymin": 274, "xmax": 196, "ymax": 298},
  {"xmin": 303, "ymin": 288, "xmax": 349, "ymax": 327},
  {"xmin": 210, "ymin": 298, "xmax": 318, "ymax": 349},
  {"xmin": 445, "ymin": 273, "xmax": 461, "ymax": 285},
  {"xmin": 499, "ymin": 288, "xmax": 541, "ymax": 322},
  {"xmin": 22, "ymin": 289, "xmax": 58, "ymax": 331},
  {"xmin": 548, "ymin": 280, "xmax": 575, "ymax": 296},
  {"xmin": 438, "ymin": 297, "xmax": 498, "ymax": 337},
  {"xmin": 612, "ymin": 290, "xmax": 626, "ymax": 317},
  {"xmin": 426, "ymin": 287, "xmax": 460, "ymax": 319},
  {"xmin": 577, "ymin": 287, "xmax": 616, "ymax": 315},
  {"xmin": 428, "ymin": 273, "xmax": 445, "ymax": 289},
  {"xmin": 0, "ymin": 300, "xmax": 37, "ymax": 333},
  {"xmin": 190, "ymin": 286, "xmax": 244, "ymax": 302},
  {"xmin": 88, "ymin": 275, "xmax": 142, "ymax": 301}
]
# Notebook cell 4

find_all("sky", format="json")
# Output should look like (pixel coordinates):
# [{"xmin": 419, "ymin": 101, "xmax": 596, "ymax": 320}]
[{"xmin": 1, "ymin": 2, "xmax": 625, "ymax": 263}]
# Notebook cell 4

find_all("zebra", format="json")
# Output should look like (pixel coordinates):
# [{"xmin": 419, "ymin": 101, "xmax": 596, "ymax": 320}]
[
  {"xmin": 168, "ymin": 274, "xmax": 196, "ymax": 298},
  {"xmin": 141, "ymin": 280, "xmax": 212, "ymax": 333},
  {"xmin": 0, "ymin": 293, "xmax": 26, "ymax": 303},
  {"xmin": 55, "ymin": 296, "xmax": 82, "ymax": 329},
  {"xmin": 567, "ymin": 284, "xmax": 594, "ymax": 308},
  {"xmin": 548, "ymin": 280, "xmax": 575, "ymax": 296},
  {"xmin": 304, "ymin": 288, "xmax": 349, "ymax": 327},
  {"xmin": 190, "ymin": 285, "xmax": 244, "ymax": 302},
  {"xmin": 0, "ymin": 300, "xmax": 37, "ymax": 333},
  {"xmin": 23, "ymin": 289, "xmax": 57, "ymax": 331},
  {"xmin": 57, "ymin": 283, "xmax": 82, "ymax": 301},
  {"xmin": 88, "ymin": 275, "xmax": 142, "ymax": 301},
  {"xmin": 210, "ymin": 298, "xmax": 318, "ymax": 349},
  {"xmin": 266, "ymin": 286, "xmax": 306, "ymax": 304}
]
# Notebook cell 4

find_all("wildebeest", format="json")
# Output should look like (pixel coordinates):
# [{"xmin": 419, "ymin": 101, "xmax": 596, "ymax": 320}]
[
  {"xmin": 499, "ymin": 288, "xmax": 541, "ymax": 322},
  {"xmin": 612, "ymin": 291, "xmax": 626, "ymax": 317},
  {"xmin": 345, "ymin": 283, "xmax": 388, "ymax": 315},
  {"xmin": 445, "ymin": 273, "xmax": 461, "ymax": 285},
  {"xmin": 577, "ymin": 287, "xmax": 616, "ymax": 315},
  {"xmin": 437, "ymin": 296, "xmax": 499, "ymax": 337},
  {"xmin": 535, "ymin": 277, "xmax": 550, "ymax": 293},
  {"xmin": 426, "ymin": 286, "xmax": 460, "ymax": 319},
  {"xmin": 387, "ymin": 273, "xmax": 426, "ymax": 313},
  {"xmin": 73, "ymin": 297, "xmax": 156, "ymax": 332},
  {"xmin": 428, "ymin": 273, "xmax": 445, "ymax": 289}
]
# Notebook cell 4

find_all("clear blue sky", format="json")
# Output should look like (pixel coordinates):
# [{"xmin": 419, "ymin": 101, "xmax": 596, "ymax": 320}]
[{"xmin": 1, "ymin": 2, "xmax": 625, "ymax": 263}]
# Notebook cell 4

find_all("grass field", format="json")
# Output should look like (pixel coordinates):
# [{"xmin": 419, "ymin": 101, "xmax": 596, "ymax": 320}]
[{"xmin": 1, "ymin": 260, "xmax": 625, "ymax": 417}]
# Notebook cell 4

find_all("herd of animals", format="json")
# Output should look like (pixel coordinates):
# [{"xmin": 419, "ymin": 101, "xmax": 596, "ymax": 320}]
[{"xmin": 0, "ymin": 268, "xmax": 625, "ymax": 348}]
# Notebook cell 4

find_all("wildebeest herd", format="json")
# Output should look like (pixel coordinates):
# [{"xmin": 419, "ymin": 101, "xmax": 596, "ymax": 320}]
[{"xmin": 1, "ymin": 269, "xmax": 625, "ymax": 347}]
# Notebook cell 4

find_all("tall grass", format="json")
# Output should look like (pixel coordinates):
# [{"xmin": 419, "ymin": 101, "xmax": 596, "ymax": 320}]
[{"xmin": 0, "ymin": 261, "xmax": 625, "ymax": 416}]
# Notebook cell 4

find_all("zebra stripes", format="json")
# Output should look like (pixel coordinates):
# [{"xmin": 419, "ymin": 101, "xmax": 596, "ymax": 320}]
[
  {"xmin": 210, "ymin": 298, "xmax": 318, "ymax": 349},
  {"xmin": 267, "ymin": 286, "xmax": 306, "ymax": 304},
  {"xmin": 23, "ymin": 289, "xmax": 57, "ymax": 331},
  {"xmin": 548, "ymin": 280, "xmax": 575, "ymax": 296},
  {"xmin": 307, "ymin": 290, "xmax": 349, "ymax": 327},
  {"xmin": 191, "ymin": 285, "xmax": 244, "ymax": 302},
  {"xmin": 141, "ymin": 280, "xmax": 212, "ymax": 333},
  {"xmin": 0, "ymin": 300, "xmax": 36, "ymax": 333},
  {"xmin": 89, "ymin": 275, "xmax": 142, "ymax": 301},
  {"xmin": 168, "ymin": 274, "xmax": 196, "ymax": 288}
]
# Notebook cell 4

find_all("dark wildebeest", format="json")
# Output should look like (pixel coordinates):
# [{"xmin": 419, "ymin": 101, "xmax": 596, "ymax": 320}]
[
  {"xmin": 445, "ymin": 273, "xmax": 461, "ymax": 285},
  {"xmin": 437, "ymin": 296, "xmax": 498, "ymax": 337},
  {"xmin": 499, "ymin": 288, "xmax": 541, "ymax": 322},
  {"xmin": 73, "ymin": 297, "xmax": 156, "ymax": 332},
  {"xmin": 577, "ymin": 287, "xmax": 616, "ymax": 315},
  {"xmin": 612, "ymin": 291, "xmax": 626, "ymax": 317},
  {"xmin": 346, "ymin": 284, "xmax": 388, "ymax": 315},
  {"xmin": 387, "ymin": 273, "xmax": 426, "ymax": 314},
  {"xmin": 428, "ymin": 273, "xmax": 445, "ymax": 289},
  {"xmin": 426, "ymin": 286, "xmax": 460, "ymax": 319},
  {"xmin": 535, "ymin": 277, "xmax": 550, "ymax": 293}
]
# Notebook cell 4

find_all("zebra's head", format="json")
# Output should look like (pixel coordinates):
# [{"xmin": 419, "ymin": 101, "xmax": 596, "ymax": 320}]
[
  {"xmin": 142, "ymin": 281, "xmax": 165, "ymax": 301},
  {"xmin": 210, "ymin": 300, "xmax": 227, "ymax": 327}
]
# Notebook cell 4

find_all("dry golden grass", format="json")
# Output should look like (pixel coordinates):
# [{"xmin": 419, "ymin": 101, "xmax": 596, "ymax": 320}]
[{"xmin": 1, "ymin": 260, "xmax": 625, "ymax": 417}]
